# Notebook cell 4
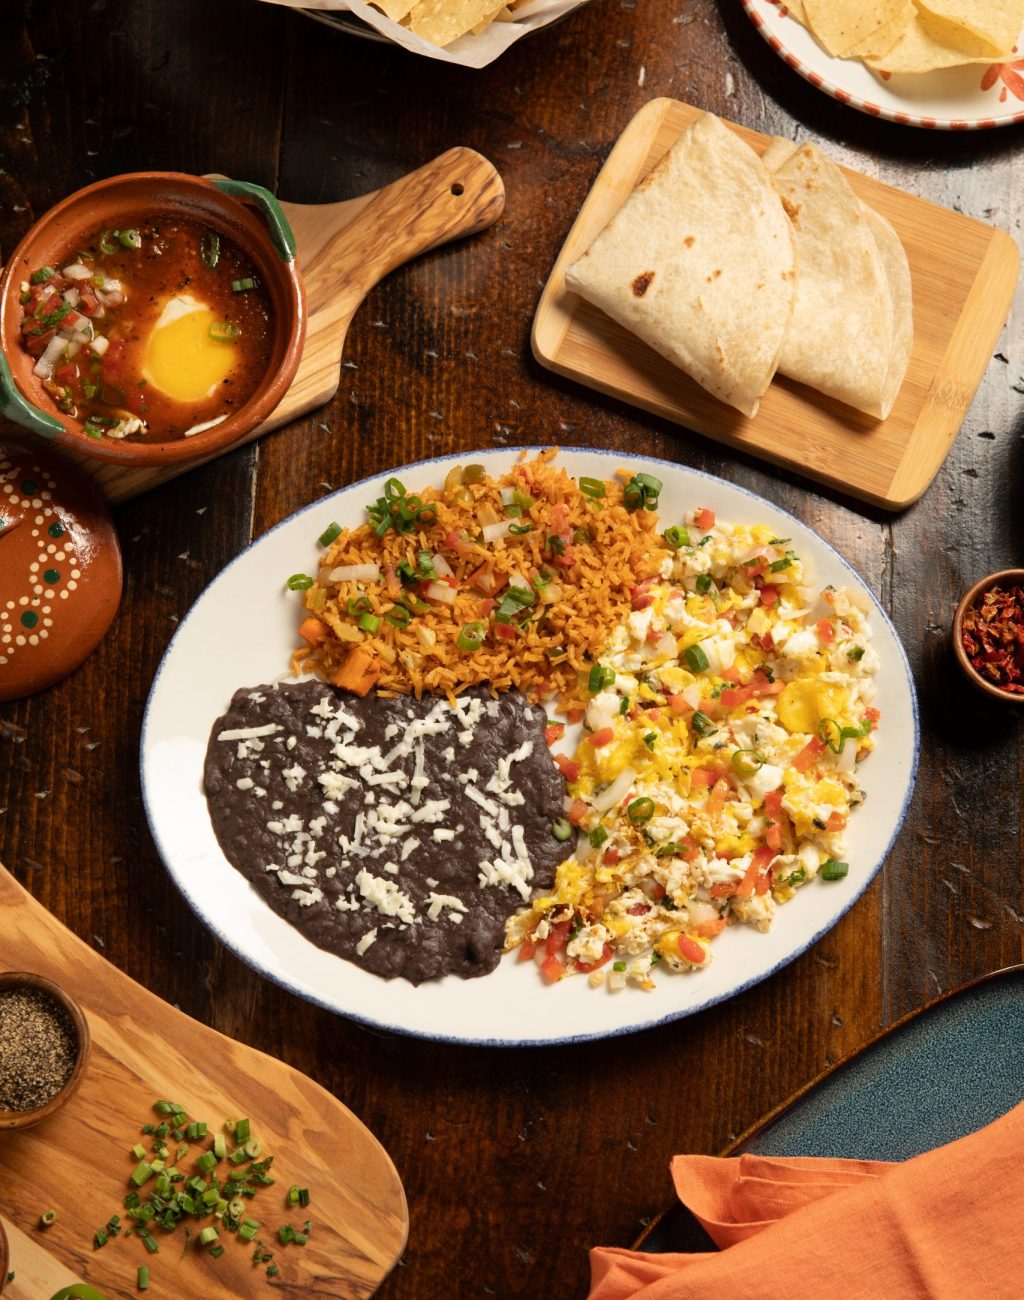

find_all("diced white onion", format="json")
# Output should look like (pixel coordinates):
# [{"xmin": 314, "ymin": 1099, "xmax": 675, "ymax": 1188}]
[
  {"xmin": 508, "ymin": 572, "xmax": 531, "ymax": 591},
  {"xmin": 61, "ymin": 263, "xmax": 93, "ymax": 281},
  {"xmin": 540, "ymin": 582, "xmax": 562, "ymax": 605},
  {"xmin": 425, "ymin": 581, "xmax": 457, "ymax": 605},
  {"xmin": 183, "ymin": 415, "xmax": 227, "ymax": 438},
  {"xmin": 32, "ymin": 334, "xmax": 68, "ymax": 380},
  {"xmin": 500, "ymin": 487, "xmax": 516, "ymax": 505},
  {"xmin": 326, "ymin": 564, "xmax": 380, "ymax": 584},
  {"xmin": 591, "ymin": 767, "xmax": 637, "ymax": 813},
  {"xmin": 63, "ymin": 340, "xmax": 82, "ymax": 359},
  {"xmin": 431, "ymin": 553, "xmax": 453, "ymax": 578},
  {"xmin": 482, "ymin": 521, "xmax": 511, "ymax": 543},
  {"xmin": 682, "ymin": 684, "xmax": 703, "ymax": 711},
  {"xmin": 415, "ymin": 624, "xmax": 437, "ymax": 649},
  {"xmin": 61, "ymin": 288, "xmax": 80, "ymax": 307},
  {"xmin": 88, "ymin": 335, "xmax": 109, "ymax": 358}
]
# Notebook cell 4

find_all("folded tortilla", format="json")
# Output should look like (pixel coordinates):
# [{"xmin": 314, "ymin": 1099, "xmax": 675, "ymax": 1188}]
[
  {"xmin": 565, "ymin": 113, "xmax": 797, "ymax": 418},
  {"xmin": 762, "ymin": 140, "xmax": 912, "ymax": 420}
]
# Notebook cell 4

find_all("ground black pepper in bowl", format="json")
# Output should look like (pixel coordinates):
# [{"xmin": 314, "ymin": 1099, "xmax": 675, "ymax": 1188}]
[{"xmin": 0, "ymin": 985, "xmax": 78, "ymax": 1113}]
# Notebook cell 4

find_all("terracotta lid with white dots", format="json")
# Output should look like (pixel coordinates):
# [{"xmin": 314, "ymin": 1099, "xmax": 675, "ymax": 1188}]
[{"xmin": 0, "ymin": 436, "xmax": 122, "ymax": 701}]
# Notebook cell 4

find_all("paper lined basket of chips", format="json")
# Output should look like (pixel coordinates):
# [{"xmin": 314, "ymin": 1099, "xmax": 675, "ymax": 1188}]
[{"xmin": 259, "ymin": 0, "xmax": 593, "ymax": 67}]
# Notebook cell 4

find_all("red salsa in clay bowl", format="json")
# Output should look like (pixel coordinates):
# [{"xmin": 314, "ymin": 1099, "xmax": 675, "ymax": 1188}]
[{"xmin": 0, "ymin": 172, "xmax": 305, "ymax": 468}]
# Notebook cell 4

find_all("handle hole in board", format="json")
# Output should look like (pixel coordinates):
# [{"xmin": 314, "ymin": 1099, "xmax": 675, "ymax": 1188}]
[{"xmin": 450, "ymin": 183, "xmax": 465, "ymax": 196}]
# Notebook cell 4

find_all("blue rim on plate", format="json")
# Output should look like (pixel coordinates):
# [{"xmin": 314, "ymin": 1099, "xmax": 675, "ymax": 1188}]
[
  {"xmin": 637, "ymin": 962, "xmax": 1024, "ymax": 1252},
  {"xmin": 141, "ymin": 447, "xmax": 920, "ymax": 1047}
]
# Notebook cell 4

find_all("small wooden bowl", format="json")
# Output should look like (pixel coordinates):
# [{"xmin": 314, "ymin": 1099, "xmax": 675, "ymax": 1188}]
[
  {"xmin": 952, "ymin": 568, "xmax": 1024, "ymax": 704},
  {"xmin": 0, "ymin": 971, "xmax": 91, "ymax": 1130},
  {"xmin": 0, "ymin": 1217, "xmax": 7, "ymax": 1296},
  {"xmin": 0, "ymin": 171, "xmax": 305, "ymax": 467}
]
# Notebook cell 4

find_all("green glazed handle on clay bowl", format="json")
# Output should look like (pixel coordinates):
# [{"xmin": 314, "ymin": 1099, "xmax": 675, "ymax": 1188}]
[
  {"xmin": 49, "ymin": 1288, "xmax": 109, "ymax": 1300},
  {"xmin": 210, "ymin": 178, "xmax": 297, "ymax": 262},
  {"xmin": 0, "ymin": 352, "xmax": 65, "ymax": 439}
]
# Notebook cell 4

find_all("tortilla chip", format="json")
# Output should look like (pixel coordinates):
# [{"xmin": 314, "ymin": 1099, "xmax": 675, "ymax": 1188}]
[
  {"xmin": 783, "ymin": 0, "xmax": 808, "ymax": 21},
  {"xmin": 864, "ymin": 9, "xmax": 1005, "ymax": 69},
  {"xmin": 915, "ymin": 0, "xmax": 1024, "ymax": 55},
  {"xmin": 803, "ymin": 0, "xmax": 909, "ymax": 56},
  {"xmin": 844, "ymin": 2, "xmax": 917, "ymax": 58},
  {"xmin": 765, "ymin": 142, "xmax": 911, "ymax": 419},
  {"xmin": 565, "ymin": 113, "xmax": 797, "ymax": 419},
  {"xmin": 405, "ymin": 0, "xmax": 507, "ymax": 46},
  {"xmin": 371, "ymin": 0, "xmax": 417, "ymax": 21}
]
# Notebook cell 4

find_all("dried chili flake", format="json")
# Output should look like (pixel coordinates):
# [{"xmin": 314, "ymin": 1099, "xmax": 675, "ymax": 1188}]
[{"xmin": 961, "ymin": 584, "xmax": 1024, "ymax": 693}]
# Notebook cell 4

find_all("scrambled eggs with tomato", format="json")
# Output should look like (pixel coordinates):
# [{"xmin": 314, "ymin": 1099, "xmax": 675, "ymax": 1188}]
[{"xmin": 507, "ymin": 508, "xmax": 881, "ymax": 990}]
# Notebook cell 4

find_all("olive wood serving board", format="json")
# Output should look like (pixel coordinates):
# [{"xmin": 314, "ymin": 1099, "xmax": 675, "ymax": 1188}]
[
  {"xmin": 0, "ymin": 863, "xmax": 408, "ymax": 1299},
  {"xmin": 532, "ymin": 98, "xmax": 1020, "ymax": 511},
  {"xmin": 28, "ymin": 146, "xmax": 505, "ymax": 505}
]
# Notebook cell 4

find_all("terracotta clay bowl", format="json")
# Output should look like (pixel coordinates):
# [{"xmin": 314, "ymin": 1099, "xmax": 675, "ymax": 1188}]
[
  {"xmin": 952, "ymin": 568, "xmax": 1024, "ymax": 705},
  {"xmin": 0, "ymin": 1218, "xmax": 7, "ymax": 1295},
  {"xmin": 0, "ymin": 970, "xmax": 91, "ymax": 1131},
  {"xmin": 0, "ymin": 171, "xmax": 305, "ymax": 467}
]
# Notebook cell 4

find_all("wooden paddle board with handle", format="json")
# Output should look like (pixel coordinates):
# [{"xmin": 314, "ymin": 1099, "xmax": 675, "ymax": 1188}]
[
  {"xmin": 46, "ymin": 146, "xmax": 505, "ymax": 505},
  {"xmin": 0, "ymin": 862, "xmax": 408, "ymax": 1299},
  {"xmin": 532, "ymin": 98, "xmax": 1020, "ymax": 511}
]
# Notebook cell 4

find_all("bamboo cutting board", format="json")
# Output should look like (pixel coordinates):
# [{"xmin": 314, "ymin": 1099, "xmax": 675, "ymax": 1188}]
[
  {"xmin": 40, "ymin": 147, "xmax": 505, "ymax": 505},
  {"xmin": 0, "ymin": 864, "xmax": 408, "ymax": 1299},
  {"xmin": 532, "ymin": 98, "xmax": 1020, "ymax": 511}
]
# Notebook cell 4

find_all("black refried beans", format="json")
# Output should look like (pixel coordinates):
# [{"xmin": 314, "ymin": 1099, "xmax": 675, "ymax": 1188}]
[{"xmin": 203, "ymin": 679, "xmax": 569, "ymax": 983}]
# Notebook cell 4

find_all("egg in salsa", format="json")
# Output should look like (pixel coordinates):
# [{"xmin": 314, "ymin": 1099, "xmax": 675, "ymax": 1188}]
[{"xmin": 18, "ymin": 217, "xmax": 272, "ymax": 441}]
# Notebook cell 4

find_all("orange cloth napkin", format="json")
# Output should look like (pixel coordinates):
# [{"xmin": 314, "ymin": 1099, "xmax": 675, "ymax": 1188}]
[{"xmin": 589, "ymin": 1102, "xmax": 1024, "ymax": 1299}]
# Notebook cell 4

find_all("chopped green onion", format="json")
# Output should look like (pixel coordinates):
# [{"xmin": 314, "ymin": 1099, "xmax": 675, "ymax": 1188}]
[
  {"xmin": 131, "ymin": 1161, "xmax": 155, "ymax": 1187},
  {"xmin": 663, "ymin": 526, "xmax": 689, "ymax": 549},
  {"xmin": 195, "ymin": 1151, "xmax": 217, "ymax": 1175},
  {"xmin": 785, "ymin": 866, "xmax": 807, "ymax": 887},
  {"xmin": 623, "ymin": 472, "xmax": 662, "ymax": 512},
  {"xmin": 684, "ymin": 644, "xmax": 709, "ymax": 673},
  {"xmin": 358, "ymin": 612, "xmax": 381, "ymax": 634},
  {"xmin": 243, "ymin": 1139, "xmax": 262, "ymax": 1159},
  {"xmin": 551, "ymin": 818, "xmax": 573, "ymax": 842},
  {"xmin": 199, "ymin": 1226, "xmax": 219, "ymax": 1247},
  {"xmin": 200, "ymin": 230, "xmax": 221, "ymax": 268},
  {"xmin": 770, "ymin": 550, "xmax": 797, "ymax": 573},
  {"xmin": 643, "ymin": 731, "xmax": 657, "ymax": 750},
  {"xmin": 821, "ymin": 859, "xmax": 849, "ymax": 881},
  {"xmin": 696, "ymin": 574, "xmax": 713, "ymax": 595},
  {"xmin": 385, "ymin": 605, "xmax": 411, "ymax": 627},
  {"xmin": 691, "ymin": 711, "xmax": 714, "ymax": 735},
  {"xmin": 626, "ymin": 797, "xmax": 655, "ymax": 825},
  {"xmin": 239, "ymin": 1219, "xmax": 261, "ymax": 1242},
  {"xmin": 95, "ymin": 1228, "xmax": 109, "ymax": 1248},
  {"xmin": 588, "ymin": 664, "xmax": 615, "ymax": 693},
  {"xmin": 40, "ymin": 1209, "xmax": 57, "ymax": 1228},
  {"xmin": 619, "ymin": 696, "xmax": 630, "ymax": 715},
  {"xmin": 230, "ymin": 276, "xmax": 256, "ymax": 292},
  {"xmin": 286, "ymin": 573, "xmax": 313, "ymax": 591},
  {"xmin": 589, "ymin": 826, "xmax": 609, "ymax": 848},
  {"xmin": 208, "ymin": 320, "xmax": 240, "ymax": 343},
  {"xmin": 30, "ymin": 265, "xmax": 55, "ymax": 284},
  {"xmin": 508, "ymin": 522, "xmax": 533, "ymax": 535},
  {"xmin": 456, "ymin": 621, "xmax": 486, "ymax": 653},
  {"xmin": 847, "ymin": 646, "xmax": 865, "ymax": 661},
  {"xmin": 731, "ymin": 748, "xmax": 766, "ymax": 778},
  {"xmin": 138, "ymin": 1265, "xmax": 150, "ymax": 1290},
  {"xmin": 318, "ymin": 522, "xmax": 342, "ymax": 548},
  {"xmin": 818, "ymin": 717, "xmax": 844, "ymax": 755},
  {"xmin": 99, "ymin": 230, "xmax": 118, "ymax": 254},
  {"xmin": 213, "ymin": 1134, "xmax": 228, "ymax": 1159},
  {"xmin": 118, "ymin": 229, "xmax": 142, "ymax": 249},
  {"xmin": 278, "ymin": 1224, "xmax": 295, "ymax": 1245},
  {"xmin": 293, "ymin": 1232, "xmax": 309, "ymax": 1246},
  {"xmin": 612, "ymin": 961, "xmax": 627, "ymax": 972},
  {"xmin": 416, "ymin": 549, "xmax": 436, "ymax": 577},
  {"xmin": 210, "ymin": 1243, "xmax": 225, "ymax": 1258},
  {"xmin": 579, "ymin": 476, "xmax": 606, "ymax": 499}
]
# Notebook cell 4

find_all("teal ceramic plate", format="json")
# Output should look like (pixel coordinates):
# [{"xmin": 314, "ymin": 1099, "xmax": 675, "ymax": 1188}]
[{"xmin": 638, "ymin": 964, "xmax": 1024, "ymax": 1252}]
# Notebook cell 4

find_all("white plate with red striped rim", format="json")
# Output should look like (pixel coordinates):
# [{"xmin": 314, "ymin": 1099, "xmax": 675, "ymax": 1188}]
[
  {"xmin": 743, "ymin": 0, "xmax": 1024, "ymax": 129},
  {"xmin": 141, "ymin": 448, "xmax": 918, "ymax": 1047}
]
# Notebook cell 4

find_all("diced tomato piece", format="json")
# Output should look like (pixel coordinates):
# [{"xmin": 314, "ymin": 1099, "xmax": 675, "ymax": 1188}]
[
  {"xmin": 710, "ymin": 881, "xmax": 738, "ymax": 898},
  {"xmin": 575, "ymin": 943, "xmax": 613, "ymax": 975},
  {"xmin": 54, "ymin": 363, "xmax": 78, "ymax": 383},
  {"xmin": 78, "ymin": 288, "xmax": 100, "ymax": 316},
  {"xmin": 708, "ymin": 778, "xmax": 731, "ymax": 817},
  {"xmin": 25, "ymin": 328, "xmax": 55, "ymax": 357},
  {"xmin": 764, "ymin": 790, "xmax": 784, "ymax": 820},
  {"xmin": 540, "ymin": 954, "xmax": 565, "ymax": 983},
  {"xmin": 566, "ymin": 798, "xmax": 589, "ymax": 826},
  {"xmin": 816, "ymin": 618, "xmax": 836, "ymax": 644},
  {"xmin": 667, "ymin": 693, "xmax": 691, "ymax": 716},
  {"xmin": 826, "ymin": 812, "xmax": 847, "ymax": 832},
  {"xmin": 676, "ymin": 934, "xmax": 707, "ymax": 964},
  {"xmin": 649, "ymin": 883, "xmax": 667, "ymax": 901},
  {"xmin": 695, "ymin": 507, "xmax": 715, "ymax": 531},
  {"xmin": 61, "ymin": 308, "xmax": 83, "ymax": 328},
  {"xmin": 603, "ymin": 848, "xmax": 621, "ymax": 865},
  {"xmin": 444, "ymin": 528, "xmax": 474, "ymax": 557},
  {"xmin": 864, "ymin": 707, "xmax": 881, "ymax": 725},
  {"xmin": 765, "ymin": 822, "xmax": 783, "ymax": 851},
  {"xmin": 566, "ymin": 707, "xmax": 585, "ymax": 725},
  {"xmin": 590, "ymin": 726, "xmax": 614, "ymax": 749},
  {"xmin": 750, "ymin": 671, "xmax": 783, "ymax": 696},
  {"xmin": 495, "ymin": 622, "xmax": 518, "ymax": 642},
  {"xmin": 479, "ymin": 597, "xmax": 496, "ymax": 616},
  {"xmin": 793, "ymin": 736, "xmax": 826, "ymax": 773},
  {"xmin": 554, "ymin": 754, "xmax": 581, "ymax": 783},
  {"xmin": 517, "ymin": 937, "xmax": 539, "ymax": 962},
  {"xmin": 545, "ymin": 921, "xmax": 570, "ymax": 958},
  {"xmin": 468, "ymin": 561, "xmax": 499, "ymax": 595},
  {"xmin": 720, "ymin": 665, "xmax": 741, "ymax": 683},
  {"xmin": 719, "ymin": 685, "xmax": 754, "ymax": 711},
  {"xmin": 690, "ymin": 767, "xmax": 715, "ymax": 791},
  {"xmin": 759, "ymin": 585, "xmax": 779, "ymax": 609},
  {"xmin": 693, "ymin": 917, "xmax": 726, "ymax": 938},
  {"xmin": 626, "ymin": 903, "xmax": 651, "ymax": 916},
  {"xmin": 630, "ymin": 579, "xmax": 655, "ymax": 610},
  {"xmin": 544, "ymin": 723, "xmax": 565, "ymax": 746}
]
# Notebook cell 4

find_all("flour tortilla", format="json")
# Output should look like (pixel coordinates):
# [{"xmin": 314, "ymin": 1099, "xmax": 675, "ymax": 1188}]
[
  {"xmin": 763, "ymin": 140, "xmax": 911, "ymax": 420},
  {"xmin": 565, "ymin": 113, "xmax": 797, "ymax": 418}
]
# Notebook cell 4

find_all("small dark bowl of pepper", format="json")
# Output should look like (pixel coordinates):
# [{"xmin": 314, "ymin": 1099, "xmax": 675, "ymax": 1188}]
[
  {"xmin": 952, "ymin": 569, "xmax": 1024, "ymax": 705},
  {"xmin": 0, "ymin": 970, "xmax": 91, "ymax": 1131}
]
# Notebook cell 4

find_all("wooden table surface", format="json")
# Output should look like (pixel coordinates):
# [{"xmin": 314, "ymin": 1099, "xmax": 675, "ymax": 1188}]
[{"xmin": 2, "ymin": 2, "xmax": 1023, "ymax": 1296}]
